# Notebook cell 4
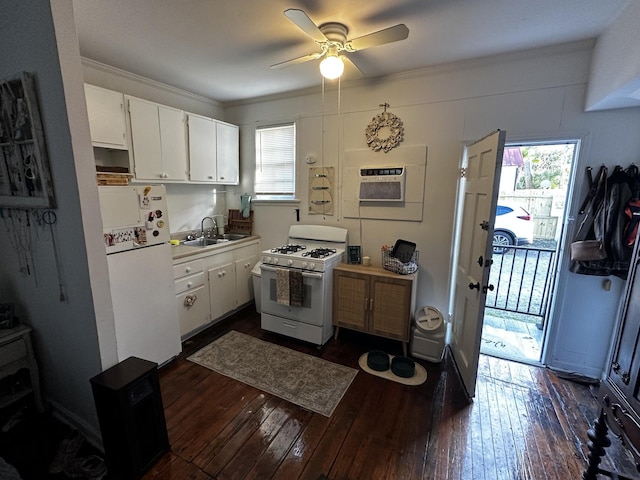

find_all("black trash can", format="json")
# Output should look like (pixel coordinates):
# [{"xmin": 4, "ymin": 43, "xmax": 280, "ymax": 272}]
[{"xmin": 90, "ymin": 356, "xmax": 169, "ymax": 479}]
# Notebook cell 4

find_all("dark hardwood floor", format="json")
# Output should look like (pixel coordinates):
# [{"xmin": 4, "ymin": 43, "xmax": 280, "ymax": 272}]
[{"xmin": 143, "ymin": 306, "xmax": 637, "ymax": 480}]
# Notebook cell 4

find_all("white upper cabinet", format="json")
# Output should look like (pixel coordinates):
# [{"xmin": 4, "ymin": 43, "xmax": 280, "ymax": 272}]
[
  {"xmin": 84, "ymin": 84, "xmax": 128, "ymax": 150},
  {"xmin": 127, "ymin": 96, "xmax": 188, "ymax": 181},
  {"xmin": 216, "ymin": 121, "xmax": 239, "ymax": 184},
  {"xmin": 85, "ymin": 84, "xmax": 238, "ymax": 184},
  {"xmin": 188, "ymin": 113, "xmax": 217, "ymax": 182},
  {"xmin": 187, "ymin": 114, "xmax": 239, "ymax": 184}
]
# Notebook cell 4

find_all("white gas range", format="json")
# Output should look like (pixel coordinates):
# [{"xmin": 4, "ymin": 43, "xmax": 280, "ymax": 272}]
[{"xmin": 260, "ymin": 225, "xmax": 348, "ymax": 346}]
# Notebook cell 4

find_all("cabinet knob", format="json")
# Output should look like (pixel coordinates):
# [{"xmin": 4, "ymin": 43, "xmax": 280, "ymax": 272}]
[
  {"xmin": 208, "ymin": 175, "xmax": 214, "ymax": 179},
  {"xmin": 185, "ymin": 267, "xmax": 192, "ymax": 273},
  {"xmin": 186, "ymin": 282, "xmax": 192, "ymax": 288}
]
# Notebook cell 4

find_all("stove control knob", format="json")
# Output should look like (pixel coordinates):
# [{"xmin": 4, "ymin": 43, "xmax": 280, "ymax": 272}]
[
  {"xmin": 273, "ymin": 258, "xmax": 279, "ymax": 265},
  {"xmin": 263, "ymin": 256, "xmax": 270, "ymax": 264},
  {"xmin": 309, "ymin": 263, "xmax": 316, "ymax": 270},
  {"xmin": 302, "ymin": 262, "xmax": 308, "ymax": 269},
  {"xmin": 288, "ymin": 259, "xmax": 293, "ymax": 266}
]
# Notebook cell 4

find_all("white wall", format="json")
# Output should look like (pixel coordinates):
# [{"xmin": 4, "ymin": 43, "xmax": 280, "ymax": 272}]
[
  {"xmin": 0, "ymin": 0, "xmax": 111, "ymax": 439},
  {"xmin": 224, "ymin": 42, "xmax": 640, "ymax": 377},
  {"xmin": 586, "ymin": 0, "xmax": 640, "ymax": 110}
]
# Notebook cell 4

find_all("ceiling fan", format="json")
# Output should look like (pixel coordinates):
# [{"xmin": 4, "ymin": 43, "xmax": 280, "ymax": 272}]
[{"xmin": 270, "ymin": 9, "xmax": 409, "ymax": 79}]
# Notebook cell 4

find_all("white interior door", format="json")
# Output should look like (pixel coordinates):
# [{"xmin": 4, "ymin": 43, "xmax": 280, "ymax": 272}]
[{"xmin": 450, "ymin": 130, "xmax": 506, "ymax": 399}]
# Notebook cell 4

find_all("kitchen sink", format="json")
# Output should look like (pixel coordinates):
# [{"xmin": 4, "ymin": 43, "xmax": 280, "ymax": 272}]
[
  {"xmin": 218, "ymin": 233, "xmax": 249, "ymax": 241},
  {"xmin": 183, "ymin": 238, "xmax": 218, "ymax": 247},
  {"xmin": 182, "ymin": 233, "xmax": 249, "ymax": 247}
]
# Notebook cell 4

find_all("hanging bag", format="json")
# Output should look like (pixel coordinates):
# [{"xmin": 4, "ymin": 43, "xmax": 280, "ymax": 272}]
[
  {"xmin": 570, "ymin": 166, "xmax": 608, "ymax": 262},
  {"xmin": 570, "ymin": 238, "xmax": 607, "ymax": 261}
]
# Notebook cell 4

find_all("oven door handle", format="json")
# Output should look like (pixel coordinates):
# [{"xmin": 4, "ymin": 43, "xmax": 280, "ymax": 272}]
[{"xmin": 261, "ymin": 265, "xmax": 323, "ymax": 279}]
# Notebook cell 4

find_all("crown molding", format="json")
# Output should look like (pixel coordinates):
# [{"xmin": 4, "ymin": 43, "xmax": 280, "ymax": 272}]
[{"xmin": 81, "ymin": 57, "xmax": 222, "ymax": 108}]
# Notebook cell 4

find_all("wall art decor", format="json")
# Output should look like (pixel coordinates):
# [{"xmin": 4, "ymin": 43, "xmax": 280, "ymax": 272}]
[
  {"xmin": 365, "ymin": 102, "xmax": 404, "ymax": 153},
  {"xmin": 0, "ymin": 72, "xmax": 55, "ymax": 208},
  {"xmin": 308, "ymin": 166, "xmax": 334, "ymax": 215}
]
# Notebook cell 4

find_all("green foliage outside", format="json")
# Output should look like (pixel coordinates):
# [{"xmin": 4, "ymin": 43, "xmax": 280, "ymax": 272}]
[{"xmin": 516, "ymin": 144, "xmax": 574, "ymax": 190}]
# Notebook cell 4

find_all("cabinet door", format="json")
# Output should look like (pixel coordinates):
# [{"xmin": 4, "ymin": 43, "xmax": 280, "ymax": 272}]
[
  {"xmin": 369, "ymin": 276, "xmax": 412, "ymax": 341},
  {"xmin": 177, "ymin": 284, "xmax": 210, "ymax": 337},
  {"xmin": 216, "ymin": 122, "xmax": 239, "ymax": 184},
  {"xmin": 128, "ymin": 97, "xmax": 163, "ymax": 180},
  {"xmin": 235, "ymin": 254, "xmax": 258, "ymax": 306},
  {"xmin": 333, "ymin": 271, "xmax": 368, "ymax": 330},
  {"xmin": 188, "ymin": 114, "xmax": 217, "ymax": 182},
  {"xmin": 85, "ymin": 85, "xmax": 127, "ymax": 149},
  {"xmin": 158, "ymin": 106, "xmax": 187, "ymax": 181},
  {"xmin": 610, "ymin": 261, "xmax": 640, "ymax": 399},
  {"xmin": 209, "ymin": 263, "xmax": 236, "ymax": 320}
]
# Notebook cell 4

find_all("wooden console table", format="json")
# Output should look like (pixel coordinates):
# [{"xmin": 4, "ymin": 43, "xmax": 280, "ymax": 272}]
[
  {"xmin": 0, "ymin": 324, "xmax": 44, "ymax": 412},
  {"xmin": 332, "ymin": 263, "xmax": 417, "ymax": 356}
]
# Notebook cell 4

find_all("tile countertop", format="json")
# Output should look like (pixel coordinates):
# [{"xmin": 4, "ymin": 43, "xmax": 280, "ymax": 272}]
[{"xmin": 171, "ymin": 235, "xmax": 260, "ymax": 260}]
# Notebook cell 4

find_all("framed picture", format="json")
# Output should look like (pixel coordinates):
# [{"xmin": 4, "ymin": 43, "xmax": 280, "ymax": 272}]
[
  {"xmin": 0, "ymin": 72, "xmax": 56, "ymax": 208},
  {"xmin": 348, "ymin": 245, "xmax": 362, "ymax": 264}
]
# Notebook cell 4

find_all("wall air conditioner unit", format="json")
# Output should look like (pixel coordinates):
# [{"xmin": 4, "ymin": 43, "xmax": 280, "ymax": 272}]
[{"xmin": 358, "ymin": 167, "xmax": 406, "ymax": 202}]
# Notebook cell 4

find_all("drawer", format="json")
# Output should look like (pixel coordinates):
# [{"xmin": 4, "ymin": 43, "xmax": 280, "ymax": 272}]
[
  {"xmin": 174, "ymin": 272, "xmax": 206, "ymax": 294},
  {"xmin": 173, "ymin": 259, "xmax": 204, "ymax": 279},
  {"xmin": 233, "ymin": 243, "xmax": 259, "ymax": 260},
  {"xmin": 0, "ymin": 338, "xmax": 27, "ymax": 367},
  {"xmin": 260, "ymin": 313, "xmax": 324, "ymax": 345}
]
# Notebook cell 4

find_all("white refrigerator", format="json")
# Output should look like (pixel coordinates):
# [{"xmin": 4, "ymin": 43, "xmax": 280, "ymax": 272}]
[{"xmin": 98, "ymin": 184, "xmax": 181, "ymax": 366}]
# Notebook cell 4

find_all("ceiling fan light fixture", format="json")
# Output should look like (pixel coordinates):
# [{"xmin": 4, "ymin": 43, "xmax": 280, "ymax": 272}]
[{"xmin": 320, "ymin": 54, "xmax": 344, "ymax": 79}]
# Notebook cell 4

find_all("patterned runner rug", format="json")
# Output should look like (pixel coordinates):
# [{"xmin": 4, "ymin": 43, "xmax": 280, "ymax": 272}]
[{"xmin": 187, "ymin": 331, "xmax": 357, "ymax": 417}]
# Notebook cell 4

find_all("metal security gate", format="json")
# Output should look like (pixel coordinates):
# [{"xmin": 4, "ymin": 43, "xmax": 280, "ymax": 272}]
[{"xmin": 486, "ymin": 245, "xmax": 556, "ymax": 325}]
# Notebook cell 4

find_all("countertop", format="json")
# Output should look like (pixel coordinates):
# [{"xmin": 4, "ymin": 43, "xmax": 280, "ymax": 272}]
[{"xmin": 171, "ymin": 235, "xmax": 260, "ymax": 261}]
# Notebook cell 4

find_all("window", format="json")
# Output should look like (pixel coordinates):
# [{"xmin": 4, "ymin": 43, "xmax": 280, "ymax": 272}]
[{"xmin": 254, "ymin": 123, "xmax": 296, "ymax": 200}]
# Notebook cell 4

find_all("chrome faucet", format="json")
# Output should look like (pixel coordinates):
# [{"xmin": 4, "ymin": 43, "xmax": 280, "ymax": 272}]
[{"xmin": 200, "ymin": 216, "xmax": 217, "ymax": 238}]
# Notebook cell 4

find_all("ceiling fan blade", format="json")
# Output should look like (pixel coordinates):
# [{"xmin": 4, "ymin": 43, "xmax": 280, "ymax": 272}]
[
  {"xmin": 270, "ymin": 52, "xmax": 323, "ymax": 70},
  {"xmin": 343, "ymin": 55, "xmax": 364, "ymax": 76},
  {"xmin": 284, "ymin": 9, "xmax": 327, "ymax": 43},
  {"xmin": 348, "ymin": 24, "xmax": 409, "ymax": 51}
]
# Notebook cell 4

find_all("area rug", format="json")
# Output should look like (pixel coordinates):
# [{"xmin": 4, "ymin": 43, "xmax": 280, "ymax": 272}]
[
  {"xmin": 358, "ymin": 353, "xmax": 427, "ymax": 386},
  {"xmin": 187, "ymin": 331, "xmax": 358, "ymax": 417}
]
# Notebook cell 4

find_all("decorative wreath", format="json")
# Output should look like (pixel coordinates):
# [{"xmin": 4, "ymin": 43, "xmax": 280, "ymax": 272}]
[{"xmin": 365, "ymin": 103, "xmax": 404, "ymax": 153}]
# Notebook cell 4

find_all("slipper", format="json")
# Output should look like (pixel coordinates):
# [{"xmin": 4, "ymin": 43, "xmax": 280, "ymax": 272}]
[
  {"xmin": 48, "ymin": 429, "xmax": 85, "ymax": 474},
  {"xmin": 63, "ymin": 454, "xmax": 107, "ymax": 479}
]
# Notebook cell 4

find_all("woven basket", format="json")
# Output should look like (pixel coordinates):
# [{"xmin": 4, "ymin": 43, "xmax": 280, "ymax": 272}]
[{"xmin": 381, "ymin": 248, "xmax": 419, "ymax": 275}]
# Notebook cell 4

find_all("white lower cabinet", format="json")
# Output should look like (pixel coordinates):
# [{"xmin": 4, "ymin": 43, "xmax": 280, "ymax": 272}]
[
  {"xmin": 176, "ymin": 284, "xmax": 210, "ymax": 337},
  {"xmin": 208, "ymin": 263, "xmax": 236, "ymax": 321},
  {"xmin": 235, "ymin": 254, "xmax": 258, "ymax": 306},
  {"xmin": 173, "ymin": 240, "xmax": 259, "ymax": 339},
  {"xmin": 173, "ymin": 259, "xmax": 210, "ymax": 338}
]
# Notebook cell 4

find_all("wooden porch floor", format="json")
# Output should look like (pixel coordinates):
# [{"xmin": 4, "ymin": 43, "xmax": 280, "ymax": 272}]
[{"xmin": 144, "ymin": 307, "xmax": 635, "ymax": 480}]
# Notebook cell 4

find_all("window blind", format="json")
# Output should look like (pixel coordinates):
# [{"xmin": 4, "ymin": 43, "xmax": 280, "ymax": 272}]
[{"xmin": 255, "ymin": 123, "xmax": 295, "ymax": 197}]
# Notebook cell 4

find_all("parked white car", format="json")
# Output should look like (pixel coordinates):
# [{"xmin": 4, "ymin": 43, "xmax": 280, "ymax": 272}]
[{"xmin": 493, "ymin": 203, "xmax": 534, "ymax": 253}]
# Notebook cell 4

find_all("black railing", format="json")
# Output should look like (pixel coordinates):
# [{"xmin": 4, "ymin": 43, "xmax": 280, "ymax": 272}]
[{"xmin": 486, "ymin": 244, "xmax": 556, "ymax": 319}]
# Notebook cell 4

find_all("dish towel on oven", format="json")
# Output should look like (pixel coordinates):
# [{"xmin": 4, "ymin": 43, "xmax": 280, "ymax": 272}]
[
  {"xmin": 289, "ymin": 270, "xmax": 303, "ymax": 307},
  {"xmin": 276, "ymin": 268, "xmax": 290, "ymax": 305}
]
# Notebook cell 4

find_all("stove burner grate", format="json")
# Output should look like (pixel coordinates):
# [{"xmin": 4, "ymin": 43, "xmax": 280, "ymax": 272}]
[
  {"xmin": 302, "ymin": 248, "xmax": 337, "ymax": 259},
  {"xmin": 271, "ymin": 244, "xmax": 306, "ymax": 254}
]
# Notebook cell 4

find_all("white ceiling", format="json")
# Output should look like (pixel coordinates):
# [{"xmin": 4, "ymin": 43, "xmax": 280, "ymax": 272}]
[{"xmin": 72, "ymin": 0, "xmax": 634, "ymax": 104}]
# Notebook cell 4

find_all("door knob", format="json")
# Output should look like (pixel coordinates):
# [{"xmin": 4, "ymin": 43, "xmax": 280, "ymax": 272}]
[
  {"xmin": 482, "ymin": 284, "xmax": 495, "ymax": 293},
  {"xmin": 468, "ymin": 282, "xmax": 480, "ymax": 290},
  {"xmin": 479, "ymin": 220, "xmax": 490, "ymax": 231}
]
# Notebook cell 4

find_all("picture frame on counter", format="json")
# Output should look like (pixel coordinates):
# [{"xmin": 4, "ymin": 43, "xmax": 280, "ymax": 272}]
[{"xmin": 348, "ymin": 245, "xmax": 362, "ymax": 264}]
